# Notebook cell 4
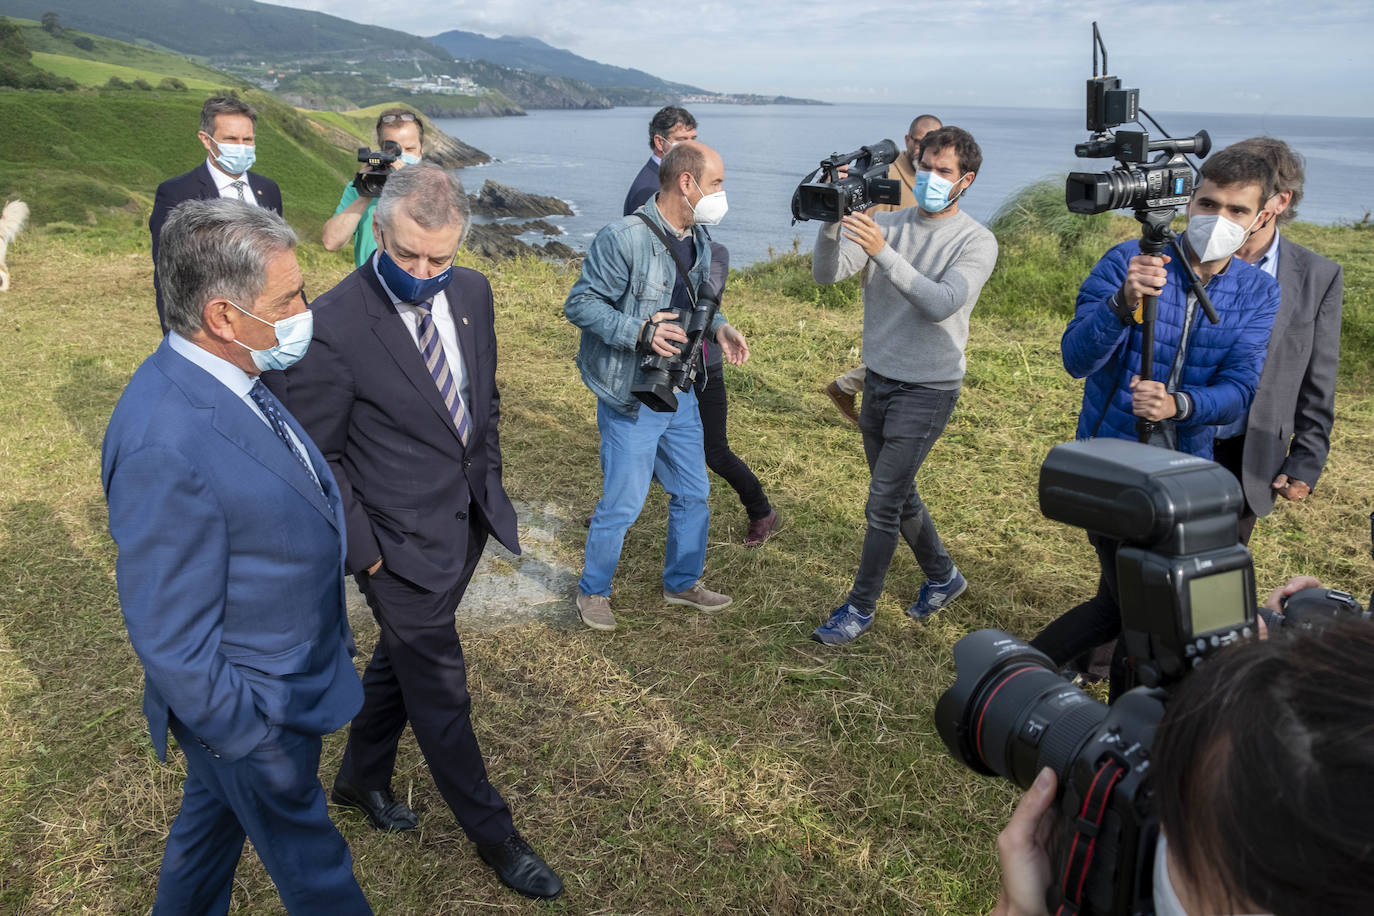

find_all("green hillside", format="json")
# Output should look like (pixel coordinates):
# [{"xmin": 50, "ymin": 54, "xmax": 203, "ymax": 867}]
[
  {"xmin": 30, "ymin": 52, "xmax": 224, "ymax": 90},
  {"xmin": 0, "ymin": 88, "xmax": 361, "ymax": 243},
  {"xmin": 11, "ymin": 17, "xmax": 242, "ymax": 86},
  {"xmin": 0, "ymin": 0, "xmax": 452, "ymax": 60}
]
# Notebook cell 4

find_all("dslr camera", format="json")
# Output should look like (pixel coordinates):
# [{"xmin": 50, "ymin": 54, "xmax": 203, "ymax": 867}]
[
  {"xmin": 632, "ymin": 279, "xmax": 722, "ymax": 413},
  {"xmin": 352, "ymin": 140, "xmax": 401, "ymax": 198},
  {"xmin": 936, "ymin": 439, "xmax": 1259, "ymax": 915},
  {"xmin": 791, "ymin": 140, "xmax": 903, "ymax": 222}
]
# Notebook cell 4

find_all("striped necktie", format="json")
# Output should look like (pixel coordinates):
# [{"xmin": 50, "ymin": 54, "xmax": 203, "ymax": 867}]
[
  {"xmin": 249, "ymin": 380, "xmax": 322, "ymax": 492},
  {"xmin": 413, "ymin": 298, "xmax": 471, "ymax": 446},
  {"xmin": 229, "ymin": 180, "xmax": 247, "ymax": 202}
]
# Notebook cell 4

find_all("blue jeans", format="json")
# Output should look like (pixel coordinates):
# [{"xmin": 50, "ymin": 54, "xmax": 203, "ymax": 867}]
[
  {"xmin": 580, "ymin": 389, "xmax": 710, "ymax": 596},
  {"xmin": 847, "ymin": 372, "xmax": 960, "ymax": 614}
]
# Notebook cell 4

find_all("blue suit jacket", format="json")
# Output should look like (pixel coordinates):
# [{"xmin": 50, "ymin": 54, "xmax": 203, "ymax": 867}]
[
  {"xmin": 149, "ymin": 162, "xmax": 283, "ymax": 333},
  {"xmin": 623, "ymin": 156, "xmax": 659, "ymax": 216},
  {"xmin": 102, "ymin": 339, "xmax": 361, "ymax": 763}
]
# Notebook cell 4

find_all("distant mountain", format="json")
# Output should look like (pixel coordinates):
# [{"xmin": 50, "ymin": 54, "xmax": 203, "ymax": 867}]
[
  {"xmin": 429, "ymin": 30, "xmax": 704, "ymax": 95},
  {"xmin": 1, "ymin": 0, "xmax": 452, "ymax": 60}
]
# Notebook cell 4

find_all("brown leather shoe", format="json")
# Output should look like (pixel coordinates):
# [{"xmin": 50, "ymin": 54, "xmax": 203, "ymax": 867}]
[
  {"xmin": 824, "ymin": 381, "xmax": 860, "ymax": 425},
  {"xmin": 744, "ymin": 509, "xmax": 779, "ymax": 547}
]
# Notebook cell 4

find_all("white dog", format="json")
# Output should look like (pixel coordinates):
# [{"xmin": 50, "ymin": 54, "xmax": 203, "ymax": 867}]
[{"xmin": 0, "ymin": 200, "xmax": 30, "ymax": 292}]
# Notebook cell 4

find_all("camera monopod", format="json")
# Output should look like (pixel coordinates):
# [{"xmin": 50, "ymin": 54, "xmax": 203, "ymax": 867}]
[{"xmin": 1130, "ymin": 208, "xmax": 1219, "ymax": 445}]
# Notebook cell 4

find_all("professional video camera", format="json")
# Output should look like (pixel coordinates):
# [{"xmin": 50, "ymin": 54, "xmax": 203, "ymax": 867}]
[
  {"xmin": 631, "ymin": 278, "xmax": 721, "ymax": 413},
  {"xmin": 1064, "ymin": 23, "xmax": 1218, "ymax": 448},
  {"xmin": 935, "ymin": 438, "xmax": 1260, "ymax": 915},
  {"xmin": 352, "ymin": 140, "xmax": 401, "ymax": 198},
  {"xmin": 1064, "ymin": 24, "xmax": 1211, "ymax": 217},
  {"xmin": 790, "ymin": 140, "xmax": 903, "ymax": 222}
]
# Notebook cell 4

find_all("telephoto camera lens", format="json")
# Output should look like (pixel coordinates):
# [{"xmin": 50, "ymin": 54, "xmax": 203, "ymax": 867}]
[{"xmin": 935, "ymin": 630, "xmax": 1108, "ymax": 789}]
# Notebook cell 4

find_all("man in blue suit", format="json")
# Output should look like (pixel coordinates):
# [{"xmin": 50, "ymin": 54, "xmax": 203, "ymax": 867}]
[
  {"xmin": 102, "ymin": 199, "xmax": 370, "ymax": 915},
  {"xmin": 149, "ymin": 97, "xmax": 284, "ymax": 334},
  {"xmin": 623, "ymin": 105, "xmax": 696, "ymax": 216}
]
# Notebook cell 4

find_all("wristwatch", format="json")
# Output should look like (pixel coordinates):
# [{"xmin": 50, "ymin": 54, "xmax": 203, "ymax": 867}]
[{"xmin": 1172, "ymin": 391, "xmax": 1190, "ymax": 420}]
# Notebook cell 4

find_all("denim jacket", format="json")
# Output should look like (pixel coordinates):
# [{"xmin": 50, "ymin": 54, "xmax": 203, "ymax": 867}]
[{"xmin": 564, "ymin": 197, "xmax": 725, "ymax": 414}]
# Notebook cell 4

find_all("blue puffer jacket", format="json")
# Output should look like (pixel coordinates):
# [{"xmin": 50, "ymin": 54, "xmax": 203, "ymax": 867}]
[
  {"xmin": 563, "ymin": 197, "xmax": 724, "ymax": 415},
  {"xmin": 1063, "ymin": 239, "xmax": 1281, "ymax": 459}
]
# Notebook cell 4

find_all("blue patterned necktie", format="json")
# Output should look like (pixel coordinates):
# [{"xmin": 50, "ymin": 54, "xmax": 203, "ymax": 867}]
[
  {"xmin": 249, "ymin": 380, "xmax": 322, "ymax": 492},
  {"xmin": 413, "ymin": 298, "xmax": 471, "ymax": 446}
]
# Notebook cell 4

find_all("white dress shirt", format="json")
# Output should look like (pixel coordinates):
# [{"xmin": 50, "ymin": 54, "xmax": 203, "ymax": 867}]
[
  {"xmin": 204, "ymin": 158, "xmax": 260, "ymax": 207},
  {"xmin": 371, "ymin": 256, "xmax": 471, "ymax": 410},
  {"xmin": 168, "ymin": 331, "xmax": 320, "ymax": 488}
]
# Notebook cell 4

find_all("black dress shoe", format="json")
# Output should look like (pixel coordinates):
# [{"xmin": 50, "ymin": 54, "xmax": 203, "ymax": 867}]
[
  {"xmin": 330, "ymin": 778, "xmax": 419, "ymax": 832},
  {"xmin": 476, "ymin": 832, "xmax": 563, "ymax": 900}
]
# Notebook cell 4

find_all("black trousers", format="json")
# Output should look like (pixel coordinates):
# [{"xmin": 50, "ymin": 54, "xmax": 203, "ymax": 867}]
[
  {"xmin": 336, "ymin": 516, "xmax": 513, "ymax": 846},
  {"xmin": 1030, "ymin": 532, "xmax": 1131, "ymax": 698},
  {"xmin": 695, "ymin": 363, "xmax": 771, "ymax": 521}
]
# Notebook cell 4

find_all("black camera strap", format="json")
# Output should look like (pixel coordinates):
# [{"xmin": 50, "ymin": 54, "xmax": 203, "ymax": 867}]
[
  {"xmin": 633, "ymin": 211, "xmax": 698, "ymax": 309},
  {"xmin": 1052, "ymin": 758, "xmax": 1127, "ymax": 916}
]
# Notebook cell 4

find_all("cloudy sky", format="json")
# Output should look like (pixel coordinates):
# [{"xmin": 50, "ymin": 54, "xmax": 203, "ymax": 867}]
[{"xmin": 267, "ymin": 0, "xmax": 1372, "ymax": 117}]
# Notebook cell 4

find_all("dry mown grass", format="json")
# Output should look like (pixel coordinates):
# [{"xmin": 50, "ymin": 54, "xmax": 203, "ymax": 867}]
[{"xmin": 0, "ymin": 227, "xmax": 1370, "ymax": 914}]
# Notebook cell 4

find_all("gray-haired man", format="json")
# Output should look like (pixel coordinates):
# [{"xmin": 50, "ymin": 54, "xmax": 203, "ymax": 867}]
[
  {"xmin": 269, "ymin": 164, "xmax": 562, "ymax": 900},
  {"xmin": 103, "ymin": 199, "xmax": 370, "ymax": 913}
]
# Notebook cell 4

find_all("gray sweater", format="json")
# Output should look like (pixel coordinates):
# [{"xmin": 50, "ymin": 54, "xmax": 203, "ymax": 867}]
[{"xmin": 813, "ymin": 208, "xmax": 998, "ymax": 387}]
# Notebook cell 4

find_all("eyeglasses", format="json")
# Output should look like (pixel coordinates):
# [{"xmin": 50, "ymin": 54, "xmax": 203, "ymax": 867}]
[{"xmin": 379, "ymin": 112, "xmax": 417, "ymax": 124}]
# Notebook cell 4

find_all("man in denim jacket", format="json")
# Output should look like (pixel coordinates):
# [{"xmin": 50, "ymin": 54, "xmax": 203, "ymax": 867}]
[{"xmin": 564, "ymin": 142, "xmax": 749, "ymax": 631}]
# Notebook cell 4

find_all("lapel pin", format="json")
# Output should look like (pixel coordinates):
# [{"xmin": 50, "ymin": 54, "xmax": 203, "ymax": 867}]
[{"xmin": 462, "ymin": 316, "xmax": 469, "ymax": 325}]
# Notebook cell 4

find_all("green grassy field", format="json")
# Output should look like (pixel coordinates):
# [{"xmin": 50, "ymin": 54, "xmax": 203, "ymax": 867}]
[
  {"xmin": 0, "ymin": 188, "xmax": 1369, "ymax": 913},
  {"xmin": 29, "ymin": 51, "xmax": 224, "ymax": 90},
  {"xmin": 11, "ymin": 17, "xmax": 246, "ymax": 86},
  {"xmin": 0, "ymin": 87, "xmax": 370, "ymax": 245}
]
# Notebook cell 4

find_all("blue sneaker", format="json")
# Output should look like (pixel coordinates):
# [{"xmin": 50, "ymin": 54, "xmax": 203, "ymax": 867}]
[
  {"xmin": 811, "ymin": 604, "xmax": 873, "ymax": 645},
  {"xmin": 906, "ymin": 567, "xmax": 968, "ymax": 621}
]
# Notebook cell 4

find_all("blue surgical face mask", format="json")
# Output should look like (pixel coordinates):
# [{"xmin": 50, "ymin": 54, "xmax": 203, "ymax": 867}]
[
  {"xmin": 375, "ymin": 231, "xmax": 455, "ymax": 303},
  {"xmin": 400, "ymin": 152, "xmax": 422, "ymax": 166},
  {"xmin": 914, "ymin": 169, "xmax": 969, "ymax": 213},
  {"xmin": 229, "ymin": 300, "xmax": 313, "ymax": 371},
  {"xmin": 210, "ymin": 138, "xmax": 256, "ymax": 176}
]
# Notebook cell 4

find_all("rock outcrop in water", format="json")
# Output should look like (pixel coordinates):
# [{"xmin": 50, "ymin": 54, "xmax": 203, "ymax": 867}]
[{"xmin": 469, "ymin": 181, "xmax": 573, "ymax": 219}]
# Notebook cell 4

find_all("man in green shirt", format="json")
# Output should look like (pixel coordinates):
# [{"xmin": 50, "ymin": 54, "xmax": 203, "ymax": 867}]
[{"xmin": 321, "ymin": 108, "xmax": 425, "ymax": 266}]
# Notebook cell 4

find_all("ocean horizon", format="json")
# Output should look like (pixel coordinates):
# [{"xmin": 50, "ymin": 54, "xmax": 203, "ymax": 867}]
[{"xmin": 437, "ymin": 103, "xmax": 1374, "ymax": 268}]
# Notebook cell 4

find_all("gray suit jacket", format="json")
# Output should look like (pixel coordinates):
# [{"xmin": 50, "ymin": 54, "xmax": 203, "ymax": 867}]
[{"xmin": 1238, "ymin": 235, "xmax": 1343, "ymax": 516}]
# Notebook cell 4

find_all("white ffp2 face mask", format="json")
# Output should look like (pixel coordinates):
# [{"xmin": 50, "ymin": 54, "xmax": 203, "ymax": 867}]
[
  {"xmin": 690, "ymin": 175, "xmax": 728, "ymax": 226},
  {"xmin": 1185, "ymin": 211, "xmax": 1257, "ymax": 263}
]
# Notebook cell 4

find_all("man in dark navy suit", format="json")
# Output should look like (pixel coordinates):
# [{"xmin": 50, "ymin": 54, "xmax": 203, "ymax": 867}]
[
  {"xmin": 149, "ymin": 97, "xmax": 284, "ymax": 333},
  {"xmin": 103, "ymin": 199, "xmax": 369, "ymax": 914},
  {"xmin": 623, "ymin": 105, "xmax": 697, "ymax": 216},
  {"xmin": 272, "ymin": 164, "xmax": 563, "ymax": 900}
]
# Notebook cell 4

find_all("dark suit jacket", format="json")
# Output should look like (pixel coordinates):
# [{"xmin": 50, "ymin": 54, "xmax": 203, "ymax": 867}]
[
  {"xmin": 101, "ymin": 339, "xmax": 361, "ymax": 763},
  {"xmin": 1237, "ymin": 236, "xmax": 1343, "ymax": 516},
  {"xmin": 623, "ymin": 156, "xmax": 660, "ymax": 216},
  {"xmin": 149, "ymin": 162, "xmax": 284, "ymax": 332},
  {"xmin": 269, "ymin": 264, "xmax": 519, "ymax": 594}
]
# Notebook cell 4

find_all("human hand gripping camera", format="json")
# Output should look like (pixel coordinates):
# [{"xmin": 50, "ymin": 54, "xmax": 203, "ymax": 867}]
[
  {"xmin": 937, "ymin": 438, "xmax": 1374, "ymax": 916},
  {"xmin": 799, "ymin": 125, "xmax": 997, "ymax": 644}
]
